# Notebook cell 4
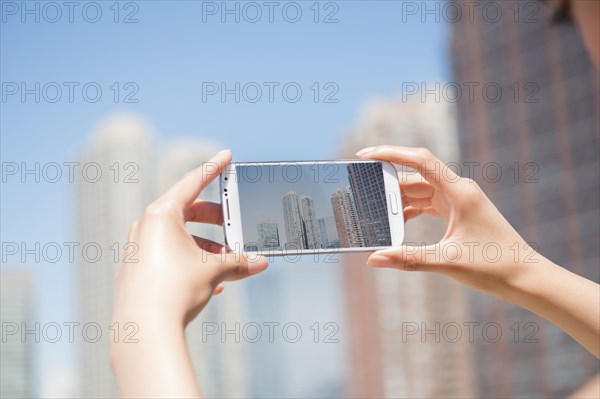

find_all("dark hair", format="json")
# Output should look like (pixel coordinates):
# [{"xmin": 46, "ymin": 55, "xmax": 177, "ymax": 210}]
[{"xmin": 541, "ymin": 0, "xmax": 573, "ymax": 24}]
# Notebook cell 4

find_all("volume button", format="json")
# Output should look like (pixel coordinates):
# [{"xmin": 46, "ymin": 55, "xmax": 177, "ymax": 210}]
[{"xmin": 389, "ymin": 193, "xmax": 399, "ymax": 215}]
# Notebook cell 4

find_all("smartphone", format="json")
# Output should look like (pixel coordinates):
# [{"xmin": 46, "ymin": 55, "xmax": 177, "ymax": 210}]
[{"xmin": 220, "ymin": 160, "xmax": 404, "ymax": 256}]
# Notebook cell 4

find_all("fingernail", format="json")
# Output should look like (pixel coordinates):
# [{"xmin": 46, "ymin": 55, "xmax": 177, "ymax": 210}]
[
  {"xmin": 366, "ymin": 254, "xmax": 392, "ymax": 267},
  {"xmin": 217, "ymin": 149, "xmax": 231, "ymax": 155},
  {"xmin": 248, "ymin": 256, "xmax": 268, "ymax": 275},
  {"xmin": 356, "ymin": 147, "xmax": 375, "ymax": 157}
]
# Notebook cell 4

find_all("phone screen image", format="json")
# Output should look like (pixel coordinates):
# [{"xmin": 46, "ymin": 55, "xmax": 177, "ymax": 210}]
[{"xmin": 223, "ymin": 160, "xmax": 402, "ymax": 255}]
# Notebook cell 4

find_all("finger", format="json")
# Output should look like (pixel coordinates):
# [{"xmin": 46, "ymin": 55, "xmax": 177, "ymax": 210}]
[
  {"xmin": 366, "ymin": 244, "xmax": 444, "ymax": 272},
  {"xmin": 127, "ymin": 220, "xmax": 139, "ymax": 240},
  {"xmin": 403, "ymin": 196, "xmax": 432, "ymax": 208},
  {"xmin": 191, "ymin": 235, "xmax": 224, "ymax": 254},
  {"xmin": 404, "ymin": 206, "xmax": 438, "ymax": 222},
  {"xmin": 163, "ymin": 149, "xmax": 232, "ymax": 210},
  {"xmin": 400, "ymin": 181, "xmax": 435, "ymax": 199},
  {"xmin": 213, "ymin": 284, "xmax": 225, "ymax": 295},
  {"xmin": 357, "ymin": 146, "xmax": 458, "ymax": 190},
  {"xmin": 186, "ymin": 200, "xmax": 223, "ymax": 225},
  {"xmin": 208, "ymin": 251, "xmax": 269, "ymax": 283},
  {"xmin": 397, "ymin": 170, "xmax": 426, "ymax": 185}
]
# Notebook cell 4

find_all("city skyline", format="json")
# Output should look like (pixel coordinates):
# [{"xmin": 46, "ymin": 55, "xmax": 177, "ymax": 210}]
[
  {"xmin": 237, "ymin": 163, "xmax": 351, "ymax": 246},
  {"xmin": 239, "ymin": 163, "xmax": 391, "ymax": 251}
]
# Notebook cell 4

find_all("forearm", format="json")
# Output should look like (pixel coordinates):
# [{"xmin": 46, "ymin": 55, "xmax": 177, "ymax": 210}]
[
  {"xmin": 111, "ymin": 315, "xmax": 201, "ymax": 398},
  {"xmin": 506, "ymin": 258, "xmax": 600, "ymax": 357}
]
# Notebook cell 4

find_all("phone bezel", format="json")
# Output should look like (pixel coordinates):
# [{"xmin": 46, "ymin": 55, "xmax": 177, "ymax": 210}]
[{"xmin": 220, "ymin": 160, "xmax": 404, "ymax": 256}]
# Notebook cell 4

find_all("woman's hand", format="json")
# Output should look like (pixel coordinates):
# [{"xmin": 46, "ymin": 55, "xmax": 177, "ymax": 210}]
[
  {"xmin": 357, "ymin": 145, "xmax": 539, "ymax": 298},
  {"xmin": 357, "ymin": 145, "xmax": 600, "ymax": 357},
  {"xmin": 111, "ymin": 149, "xmax": 268, "ymax": 398},
  {"xmin": 113, "ymin": 149, "xmax": 267, "ymax": 326}
]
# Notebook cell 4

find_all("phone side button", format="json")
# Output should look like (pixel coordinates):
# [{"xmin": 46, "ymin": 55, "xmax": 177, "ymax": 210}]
[{"xmin": 389, "ymin": 193, "xmax": 399, "ymax": 215}]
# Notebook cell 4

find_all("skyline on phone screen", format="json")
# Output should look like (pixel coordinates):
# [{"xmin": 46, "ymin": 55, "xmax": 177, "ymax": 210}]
[{"xmin": 236, "ymin": 162, "xmax": 392, "ymax": 252}]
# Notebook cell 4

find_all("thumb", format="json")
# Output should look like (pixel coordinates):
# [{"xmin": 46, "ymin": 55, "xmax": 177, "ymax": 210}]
[
  {"xmin": 366, "ymin": 244, "xmax": 443, "ymax": 272},
  {"xmin": 209, "ymin": 249, "xmax": 269, "ymax": 282}
]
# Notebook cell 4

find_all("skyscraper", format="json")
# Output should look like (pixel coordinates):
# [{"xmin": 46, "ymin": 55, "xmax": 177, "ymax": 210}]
[
  {"xmin": 282, "ymin": 192, "xmax": 322, "ymax": 250},
  {"xmin": 257, "ymin": 219, "xmax": 280, "ymax": 250},
  {"xmin": 0, "ymin": 269, "xmax": 33, "ymax": 399},
  {"xmin": 450, "ymin": 1, "xmax": 600, "ymax": 397},
  {"xmin": 300, "ymin": 196, "xmax": 320, "ymax": 249},
  {"xmin": 282, "ymin": 191, "xmax": 304, "ymax": 250},
  {"xmin": 331, "ymin": 187, "xmax": 364, "ymax": 248},
  {"xmin": 76, "ymin": 115, "xmax": 152, "ymax": 398},
  {"xmin": 337, "ymin": 98, "xmax": 474, "ymax": 398},
  {"xmin": 347, "ymin": 162, "xmax": 392, "ymax": 247}
]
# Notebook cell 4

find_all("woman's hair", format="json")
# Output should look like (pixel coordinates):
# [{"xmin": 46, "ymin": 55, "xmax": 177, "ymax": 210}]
[{"xmin": 541, "ymin": 0, "xmax": 573, "ymax": 24}]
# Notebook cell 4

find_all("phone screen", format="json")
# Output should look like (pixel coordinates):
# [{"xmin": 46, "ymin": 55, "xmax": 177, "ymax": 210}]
[{"xmin": 229, "ymin": 161, "xmax": 398, "ymax": 254}]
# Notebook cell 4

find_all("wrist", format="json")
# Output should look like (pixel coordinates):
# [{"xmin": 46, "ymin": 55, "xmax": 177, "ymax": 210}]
[
  {"xmin": 499, "ymin": 254, "xmax": 557, "ymax": 306},
  {"xmin": 110, "ymin": 306, "xmax": 186, "ymax": 359},
  {"xmin": 110, "ymin": 313, "xmax": 188, "ymax": 378},
  {"xmin": 112, "ymin": 298, "xmax": 187, "ymax": 330},
  {"xmin": 110, "ymin": 312, "xmax": 200, "ymax": 398}
]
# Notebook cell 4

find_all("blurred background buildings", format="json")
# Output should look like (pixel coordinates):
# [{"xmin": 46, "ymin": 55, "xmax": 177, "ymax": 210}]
[
  {"xmin": 1, "ymin": 271, "xmax": 33, "ymax": 398},
  {"xmin": 2, "ymin": 0, "xmax": 599, "ymax": 397},
  {"xmin": 451, "ymin": 1, "xmax": 600, "ymax": 397},
  {"xmin": 339, "ymin": 99, "xmax": 476, "ymax": 398},
  {"xmin": 75, "ymin": 115, "xmax": 249, "ymax": 398}
]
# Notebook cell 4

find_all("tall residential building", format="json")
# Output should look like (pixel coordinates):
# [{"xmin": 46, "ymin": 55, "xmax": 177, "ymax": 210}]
[
  {"xmin": 450, "ymin": 1, "xmax": 600, "ymax": 397},
  {"xmin": 338, "ymin": 98, "xmax": 474, "ymax": 398},
  {"xmin": 282, "ymin": 191, "xmax": 304, "ymax": 250},
  {"xmin": 317, "ymin": 216, "xmax": 339, "ymax": 248},
  {"xmin": 300, "ymin": 196, "xmax": 320, "ymax": 249},
  {"xmin": 282, "ymin": 192, "xmax": 321, "ymax": 250},
  {"xmin": 0, "ymin": 269, "xmax": 33, "ymax": 399},
  {"xmin": 330, "ymin": 187, "xmax": 364, "ymax": 248},
  {"xmin": 76, "ymin": 115, "xmax": 152, "ymax": 398},
  {"xmin": 257, "ymin": 219, "xmax": 280, "ymax": 250},
  {"xmin": 347, "ymin": 162, "xmax": 392, "ymax": 247},
  {"xmin": 76, "ymin": 115, "xmax": 248, "ymax": 398}
]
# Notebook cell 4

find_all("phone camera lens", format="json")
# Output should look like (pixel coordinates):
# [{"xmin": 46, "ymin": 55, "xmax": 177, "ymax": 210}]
[{"xmin": 224, "ymin": 188, "xmax": 228, "ymax": 192}]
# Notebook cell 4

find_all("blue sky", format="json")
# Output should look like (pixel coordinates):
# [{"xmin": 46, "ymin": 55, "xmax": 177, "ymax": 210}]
[{"xmin": 1, "ymin": 1, "xmax": 450, "ymax": 395}]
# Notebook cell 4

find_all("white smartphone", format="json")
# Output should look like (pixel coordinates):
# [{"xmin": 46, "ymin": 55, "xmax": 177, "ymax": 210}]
[{"xmin": 220, "ymin": 160, "xmax": 404, "ymax": 256}]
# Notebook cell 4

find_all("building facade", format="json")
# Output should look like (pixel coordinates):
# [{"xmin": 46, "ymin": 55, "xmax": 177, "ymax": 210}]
[
  {"xmin": 282, "ymin": 191, "xmax": 304, "ymax": 250},
  {"xmin": 347, "ymin": 162, "xmax": 392, "ymax": 247},
  {"xmin": 300, "ymin": 196, "xmax": 321, "ymax": 249},
  {"xmin": 331, "ymin": 187, "xmax": 364, "ymax": 248},
  {"xmin": 450, "ymin": 0, "xmax": 600, "ymax": 397},
  {"xmin": 257, "ymin": 219, "xmax": 280, "ymax": 250},
  {"xmin": 0, "ymin": 270, "xmax": 33, "ymax": 399}
]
